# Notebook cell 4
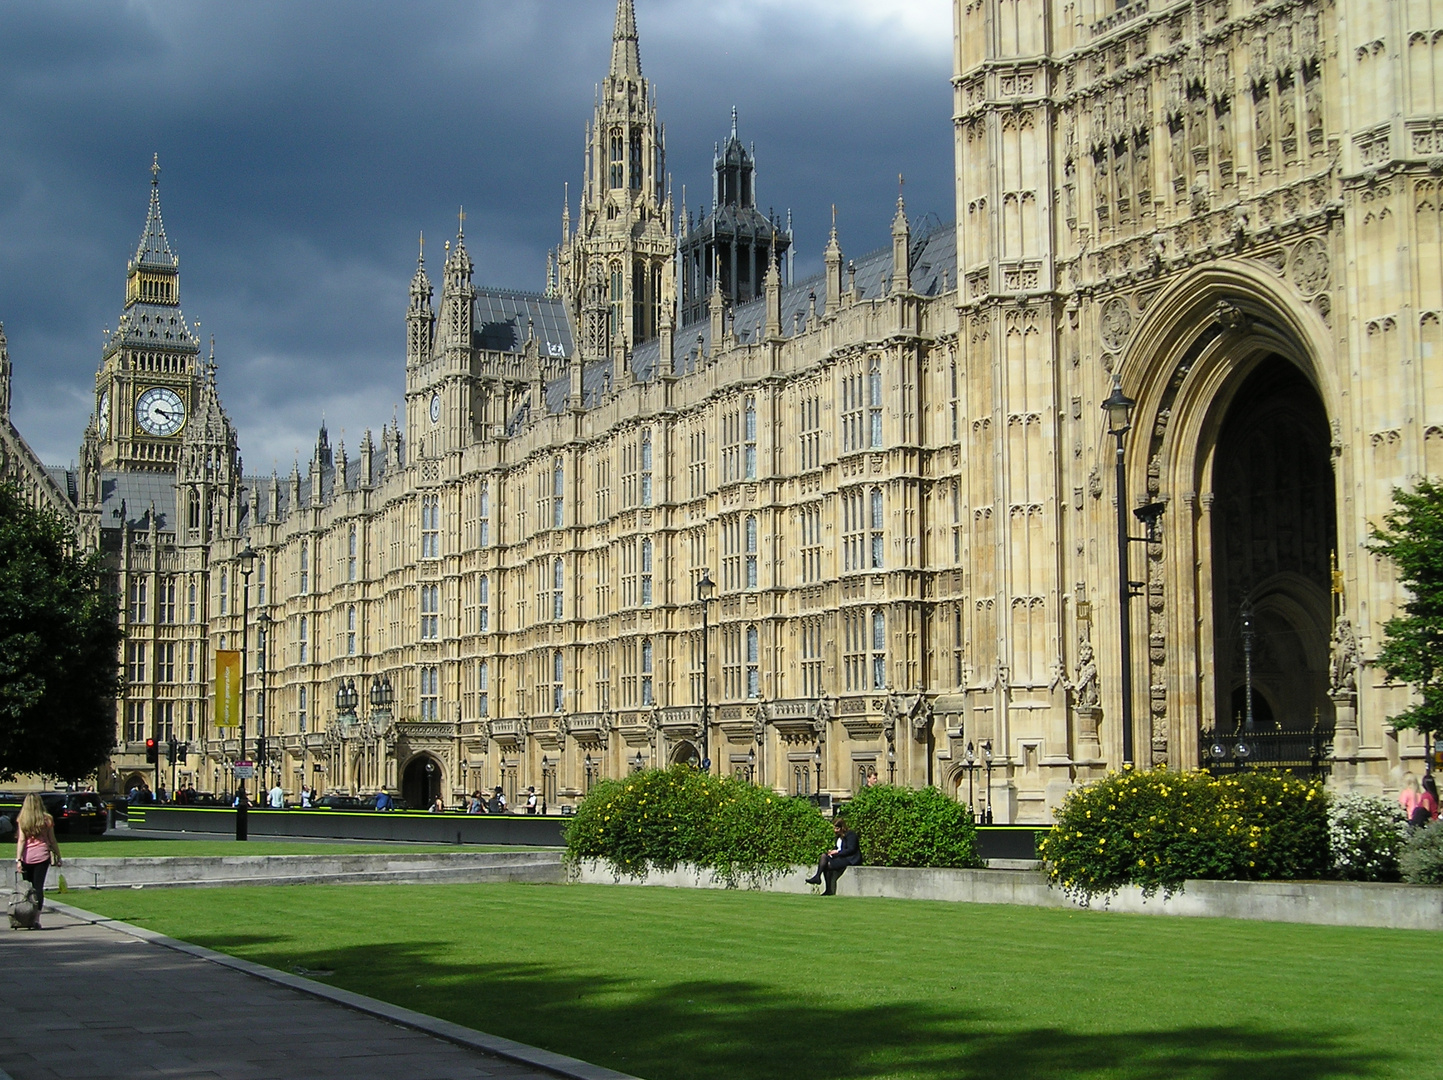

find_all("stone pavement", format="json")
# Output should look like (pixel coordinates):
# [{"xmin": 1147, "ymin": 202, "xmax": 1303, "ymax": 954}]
[{"xmin": 0, "ymin": 906, "xmax": 636, "ymax": 1080}]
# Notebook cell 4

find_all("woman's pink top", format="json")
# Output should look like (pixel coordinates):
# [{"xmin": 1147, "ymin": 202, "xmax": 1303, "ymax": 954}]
[
  {"xmin": 1400, "ymin": 788, "xmax": 1420, "ymax": 816},
  {"xmin": 21, "ymin": 831, "xmax": 50, "ymax": 864}
]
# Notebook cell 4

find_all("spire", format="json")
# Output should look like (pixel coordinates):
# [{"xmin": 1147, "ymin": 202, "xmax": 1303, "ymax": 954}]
[
  {"xmin": 133, "ymin": 154, "xmax": 178, "ymax": 271},
  {"xmin": 825, "ymin": 205, "xmax": 843, "ymax": 315},
  {"xmin": 0, "ymin": 321, "xmax": 10, "ymax": 421},
  {"xmin": 892, "ymin": 178, "xmax": 911, "ymax": 294},
  {"xmin": 611, "ymin": 0, "xmax": 641, "ymax": 78}
]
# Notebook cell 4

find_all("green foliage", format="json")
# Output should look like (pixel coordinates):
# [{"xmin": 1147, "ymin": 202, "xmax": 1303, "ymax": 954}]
[
  {"xmin": 1400, "ymin": 820, "xmax": 1443, "ymax": 884},
  {"xmin": 1038, "ymin": 767, "xmax": 1328, "ymax": 900},
  {"xmin": 563, "ymin": 766, "xmax": 834, "ymax": 885},
  {"xmin": 1327, "ymin": 793, "xmax": 1409, "ymax": 881},
  {"xmin": 0, "ymin": 484, "xmax": 122, "ymax": 781},
  {"xmin": 839, "ymin": 783, "xmax": 983, "ymax": 868},
  {"xmin": 1368, "ymin": 479, "xmax": 1443, "ymax": 738}
]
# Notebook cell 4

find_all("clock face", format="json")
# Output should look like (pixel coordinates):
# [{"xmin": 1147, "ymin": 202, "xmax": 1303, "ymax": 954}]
[
  {"xmin": 98, "ymin": 392, "xmax": 110, "ymax": 438},
  {"xmin": 430, "ymin": 392, "xmax": 441, "ymax": 424},
  {"xmin": 135, "ymin": 386, "xmax": 186, "ymax": 437}
]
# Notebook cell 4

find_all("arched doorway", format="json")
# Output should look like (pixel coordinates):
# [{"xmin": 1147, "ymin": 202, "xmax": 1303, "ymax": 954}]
[
  {"xmin": 668, "ymin": 741, "xmax": 699, "ymax": 767},
  {"xmin": 1210, "ymin": 358, "xmax": 1335, "ymax": 739},
  {"xmin": 402, "ymin": 754, "xmax": 443, "ymax": 809}
]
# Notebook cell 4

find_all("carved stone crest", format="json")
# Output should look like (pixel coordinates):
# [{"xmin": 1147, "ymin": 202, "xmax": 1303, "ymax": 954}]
[
  {"xmin": 1100, "ymin": 296, "xmax": 1133, "ymax": 353},
  {"xmin": 1289, "ymin": 238, "xmax": 1330, "ymax": 296}
]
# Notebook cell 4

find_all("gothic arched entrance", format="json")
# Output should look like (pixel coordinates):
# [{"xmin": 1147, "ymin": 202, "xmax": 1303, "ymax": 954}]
[
  {"xmin": 668, "ymin": 741, "xmax": 699, "ymax": 767},
  {"xmin": 401, "ymin": 754, "xmax": 443, "ymax": 809},
  {"xmin": 1210, "ymin": 358, "xmax": 1335, "ymax": 744}
]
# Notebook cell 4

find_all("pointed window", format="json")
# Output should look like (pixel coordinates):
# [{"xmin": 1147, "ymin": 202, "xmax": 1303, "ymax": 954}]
[
  {"xmin": 420, "ymin": 584, "xmax": 440, "ymax": 640},
  {"xmin": 420, "ymin": 665, "xmax": 439, "ymax": 720},
  {"xmin": 744, "ymin": 396, "xmax": 757, "ymax": 479},
  {"xmin": 553, "ymin": 649, "xmax": 565, "ymax": 712},
  {"xmin": 869, "ymin": 357, "xmax": 883, "ymax": 448},
  {"xmin": 479, "ymin": 482, "xmax": 490, "ymax": 547},
  {"xmin": 870, "ymin": 488, "xmax": 885, "ymax": 569},
  {"xmin": 347, "ymin": 526, "xmax": 357, "ymax": 581},
  {"xmin": 299, "ymin": 615, "xmax": 308, "ymax": 664},
  {"xmin": 298, "ymin": 685, "xmax": 308, "ymax": 732},
  {"xmin": 422, "ymin": 495, "xmax": 440, "ymax": 558},
  {"xmin": 346, "ymin": 605, "xmax": 356, "ymax": 656},
  {"xmin": 553, "ymin": 459, "xmax": 565, "ymax": 529},
  {"xmin": 746, "ymin": 625, "xmax": 760, "ymax": 699},
  {"xmin": 255, "ymin": 560, "xmax": 266, "ymax": 607},
  {"xmin": 641, "ymin": 638, "xmax": 654, "ymax": 706},
  {"xmin": 745, "ymin": 515, "xmax": 758, "ymax": 589},
  {"xmin": 641, "ymin": 539, "xmax": 653, "ymax": 606},
  {"xmin": 478, "ymin": 660, "xmax": 490, "ymax": 718},
  {"xmin": 629, "ymin": 130, "xmax": 643, "ymax": 191},
  {"xmin": 640, "ymin": 429, "xmax": 653, "ymax": 507},
  {"xmin": 299, "ymin": 541, "xmax": 309, "ymax": 595},
  {"xmin": 479, "ymin": 575, "xmax": 490, "ymax": 633},
  {"xmin": 610, "ymin": 130, "xmax": 625, "ymax": 189},
  {"xmin": 217, "ymin": 572, "xmax": 226, "ymax": 616},
  {"xmin": 553, "ymin": 558, "xmax": 565, "ymax": 620}
]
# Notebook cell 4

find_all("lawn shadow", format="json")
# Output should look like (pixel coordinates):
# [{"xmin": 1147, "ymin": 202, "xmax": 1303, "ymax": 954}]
[{"xmin": 189, "ymin": 934, "xmax": 1388, "ymax": 1080}]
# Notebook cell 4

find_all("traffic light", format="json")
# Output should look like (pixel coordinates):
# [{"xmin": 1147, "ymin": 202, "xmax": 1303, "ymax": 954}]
[
  {"xmin": 167, "ymin": 739, "xmax": 178, "ymax": 765},
  {"xmin": 177, "ymin": 742, "xmax": 188, "ymax": 765},
  {"xmin": 145, "ymin": 738, "xmax": 158, "ymax": 764}
]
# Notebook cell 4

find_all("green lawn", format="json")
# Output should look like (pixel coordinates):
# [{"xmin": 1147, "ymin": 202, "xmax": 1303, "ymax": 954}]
[
  {"xmin": 73, "ymin": 882, "xmax": 1441, "ymax": 1080},
  {"xmin": 56, "ymin": 834, "xmax": 535, "ymax": 858}
]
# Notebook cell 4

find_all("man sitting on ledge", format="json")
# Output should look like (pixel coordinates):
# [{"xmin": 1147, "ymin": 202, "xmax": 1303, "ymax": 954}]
[{"xmin": 806, "ymin": 818, "xmax": 860, "ymax": 895}]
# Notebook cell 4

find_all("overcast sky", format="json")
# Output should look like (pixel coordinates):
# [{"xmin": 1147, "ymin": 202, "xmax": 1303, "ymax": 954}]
[{"xmin": 0, "ymin": 0, "xmax": 954, "ymax": 472}]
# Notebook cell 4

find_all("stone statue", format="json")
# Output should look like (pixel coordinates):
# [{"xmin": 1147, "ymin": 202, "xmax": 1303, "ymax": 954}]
[
  {"xmin": 1330, "ymin": 618, "xmax": 1359, "ymax": 695},
  {"xmin": 1072, "ymin": 641, "xmax": 1100, "ymax": 708},
  {"xmin": 1170, "ymin": 117, "xmax": 1188, "ymax": 185},
  {"xmin": 1278, "ymin": 79, "xmax": 1297, "ymax": 143}
]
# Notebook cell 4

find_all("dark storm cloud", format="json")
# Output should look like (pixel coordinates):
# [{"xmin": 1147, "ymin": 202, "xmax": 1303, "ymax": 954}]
[{"xmin": 0, "ymin": 0, "xmax": 952, "ymax": 469}]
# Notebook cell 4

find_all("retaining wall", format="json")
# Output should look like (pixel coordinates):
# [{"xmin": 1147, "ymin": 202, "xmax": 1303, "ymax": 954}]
[
  {"xmin": 128, "ymin": 805, "xmax": 566, "ymax": 846},
  {"xmin": 570, "ymin": 862, "xmax": 1443, "ymax": 930},
  {"xmin": 61, "ymin": 850, "xmax": 565, "ymax": 890}
]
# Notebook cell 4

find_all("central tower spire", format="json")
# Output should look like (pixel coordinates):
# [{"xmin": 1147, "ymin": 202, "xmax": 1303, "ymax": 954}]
[{"xmin": 611, "ymin": 0, "xmax": 641, "ymax": 78}]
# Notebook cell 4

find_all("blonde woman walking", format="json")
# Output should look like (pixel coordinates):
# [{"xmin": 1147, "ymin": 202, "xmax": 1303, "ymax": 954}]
[{"xmin": 14, "ymin": 794, "xmax": 61, "ymax": 926}]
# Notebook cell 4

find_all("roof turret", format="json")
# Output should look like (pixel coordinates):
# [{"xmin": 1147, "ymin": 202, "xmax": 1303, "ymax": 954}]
[{"xmin": 611, "ymin": 0, "xmax": 641, "ymax": 78}]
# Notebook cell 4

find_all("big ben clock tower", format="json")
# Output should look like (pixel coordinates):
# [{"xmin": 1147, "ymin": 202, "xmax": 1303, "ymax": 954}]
[{"xmin": 94, "ymin": 156, "xmax": 201, "ymax": 473}]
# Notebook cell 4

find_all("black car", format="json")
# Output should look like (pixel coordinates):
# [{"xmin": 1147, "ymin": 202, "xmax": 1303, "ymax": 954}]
[
  {"xmin": 312, "ymin": 794, "xmax": 367, "ymax": 811},
  {"xmin": 42, "ymin": 792, "xmax": 109, "ymax": 834}
]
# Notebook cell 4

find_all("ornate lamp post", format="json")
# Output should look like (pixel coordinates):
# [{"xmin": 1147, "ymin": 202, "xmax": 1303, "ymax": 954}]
[
  {"xmin": 746, "ymin": 746, "xmax": 756, "ymax": 783},
  {"xmin": 887, "ymin": 745, "xmax": 896, "ymax": 785},
  {"xmin": 696, "ymin": 571, "xmax": 716, "ymax": 772},
  {"xmin": 813, "ymin": 744, "xmax": 822, "ymax": 798},
  {"xmin": 631, "ymin": 750, "xmax": 646, "ymax": 775},
  {"xmin": 236, "ymin": 545, "xmax": 257, "ymax": 841},
  {"xmin": 256, "ymin": 611, "xmax": 272, "ymax": 795},
  {"xmin": 1102, "ymin": 377, "xmax": 1138, "ymax": 767},
  {"xmin": 981, "ymin": 739, "xmax": 994, "ymax": 825},
  {"xmin": 964, "ymin": 741, "xmax": 977, "ymax": 822}
]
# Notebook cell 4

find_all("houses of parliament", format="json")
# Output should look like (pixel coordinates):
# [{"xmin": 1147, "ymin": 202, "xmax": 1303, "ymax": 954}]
[{"xmin": 0, "ymin": 0, "xmax": 1437, "ymax": 818}]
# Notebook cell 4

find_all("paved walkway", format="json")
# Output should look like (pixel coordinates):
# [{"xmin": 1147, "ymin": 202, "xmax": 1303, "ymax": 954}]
[{"xmin": 0, "ymin": 907, "xmax": 632, "ymax": 1080}]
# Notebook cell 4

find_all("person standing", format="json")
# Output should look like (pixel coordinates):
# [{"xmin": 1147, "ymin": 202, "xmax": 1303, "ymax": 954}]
[
  {"xmin": 268, "ymin": 782, "xmax": 285, "ymax": 809},
  {"xmin": 1419, "ymin": 773, "xmax": 1440, "ymax": 825},
  {"xmin": 525, "ymin": 787, "xmax": 538, "ymax": 815},
  {"xmin": 14, "ymin": 794, "xmax": 61, "ymax": 926},
  {"xmin": 1400, "ymin": 774, "xmax": 1422, "ymax": 822}
]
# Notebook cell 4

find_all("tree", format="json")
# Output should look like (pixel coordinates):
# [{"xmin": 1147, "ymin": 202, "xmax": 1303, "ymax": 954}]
[
  {"xmin": 0, "ymin": 484, "xmax": 122, "ymax": 781},
  {"xmin": 1369, "ymin": 479, "xmax": 1443, "ymax": 739}
]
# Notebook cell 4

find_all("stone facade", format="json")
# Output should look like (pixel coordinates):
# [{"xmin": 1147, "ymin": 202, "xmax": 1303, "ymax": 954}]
[{"xmin": 4, "ymin": 0, "xmax": 1438, "ymax": 816}]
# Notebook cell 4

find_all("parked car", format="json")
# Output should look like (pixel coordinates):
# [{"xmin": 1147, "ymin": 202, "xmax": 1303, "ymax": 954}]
[{"xmin": 312, "ymin": 794, "xmax": 367, "ymax": 811}]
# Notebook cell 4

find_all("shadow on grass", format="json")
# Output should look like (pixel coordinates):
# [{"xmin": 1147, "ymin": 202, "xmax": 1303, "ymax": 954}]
[{"xmin": 181, "ymin": 933, "xmax": 1385, "ymax": 1080}]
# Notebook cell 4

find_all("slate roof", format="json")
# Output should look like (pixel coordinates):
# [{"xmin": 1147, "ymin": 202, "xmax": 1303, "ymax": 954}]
[
  {"xmin": 474, "ymin": 288, "xmax": 573, "ymax": 360},
  {"xmin": 100, "ymin": 472, "xmax": 176, "ymax": 531}
]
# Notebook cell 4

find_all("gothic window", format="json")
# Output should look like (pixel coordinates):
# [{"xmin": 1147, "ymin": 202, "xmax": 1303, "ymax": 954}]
[
  {"xmin": 868, "ymin": 357, "xmax": 883, "ymax": 448},
  {"xmin": 843, "ymin": 608, "xmax": 887, "ymax": 692},
  {"xmin": 256, "ymin": 625, "xmax": 266, "ymax": 672},
  {"xmin": 641, "ymin": 539, "xmax": 653, "ymax": 606},
  {"xmin": 553, "ymin": 458, "xmax": 565, "ymax": 530},
  {"xmin": 640, "ymin": 429, "xmax": 653, "ymax": 506},
  {"xmin": 126, "ymin": 701, "xmax": 145, "ymax": 743},
  {"xmin": 552, "ymin": 649, "xmax": 565, "ymax": 712},
  {"xmin": 255, "ymin": 560, "xmax": 266, "ymax": 606},
  {"xmin": 841, "ymin": 366, "xmax": 864, "ymax": 453},
  {"xmin": 299, "ymin": 615, "xmax": 308, "ymax": 663},
  {"xmin": 158, "ymin": 578, "xmax": 175, "ymax": 623},
  {"xmin": 187, "ymin": 581, "xmax": 197, "ymax": 622},
  {"xmin": 722, "ymin": 625, "xmax": 742, "ymax": 700},
  {"xmin": 799, "ymin": 394, "xmax": 821, "ymax": 471},
  {"xmin": 689, "ymin": 629, "xmax": 703, "ymax": 704},
  {"xmin": 217, "ymin": 571, "xmax": 227, "ymax": 616},
  {"xmin": 420, "ymin": 584, "xmax": 440, "ymax": 640},
  {"xmin": 479, "ymin": 575, "xmax": 489, "ymax": 633},
  {"xmin": 185, "ymin": 701, "xmax": 195, "ymax": 742},
  {"xmin": 479, "ymin": 481, "xmax": 490, "ymax": 547},
  {"xmin": 954, "ymin": 607, "xmax": 965, "ymax": 687},
  {"xmin": 801, "ymin": 617, "xmax": 823, "ymax": 697},
  {"xmin": 629, "ymin": 130, "xmax": 643, "ymax": 191},
  {"xmin": 744, "ymin": 396, "xmax": 757, "ymax": 479},
  {"xmin": 127, "ymin": 641, "xmax": 147, "ymax": 685},
  {"xmin": 346, "ymin": 605, "xmax": 356, "ymax": 656},
  {"xmin": 553, "ymin": 558, "xmax": 565, "ymax": 620},
  {"xmin": 298, "ymin": 685, "xmax": 308, "ymax": 733},
  {"xmin": 157, "ymin": 643, "xmax": 174, "ymax": 683},
  {"xmin": 299, "ymin": 541, "xmax": 309, "ymax": 594},
  {"xmin": 949, "ymin": 358, "xmax": 959, "ymax": 442},
  {"xmin": 347, "ymin": 526, "xmax": 357, "ymax": 581},
  {"xmin": 799, "ymin": 503, "xmax": 822, "ymax": 584},
  {"xmin": 721, "ymin": 515, "xmax": 742, "ymax": 591},
  {"xmin": 610, "ymin": 263, "xmax": 624, "ymax": 343},
  {"xmin": 746, "ymin": 515, "xmax": 758, "ymax": 589},
  {"xmin": 420, "ymin": 665, "xmax": 439, "ymax": 721},
  {"xmin": 478, "ymin": 660, "xmax": 490, "ymax": 718},
  {"xmin": 870, "ymin": 488, "xmax": 885, "ymax": 569},
  {"xmin": 621, "ymin": 539, "xmax": 637, "ymax": 608},
  {"xmin": 872, "ymin": 610, "xmax": 887, "ymax": 690},
  {"xmin": 594, "ymin": 457, "xmax": 611, "ymax": 520},
  {"xmin": 633, "ymin": 263, "xmax": 647, "ymax": 343},
  {"xmin": 186, "ymin": 642, "xmax": 196, "ymax": 683},
  {"xmin": 842, "ymin": 489, "xmax": 864, "ymax": 572},
  {"xmin": 641, "ymin": 638, "xmax": 654, "ymax": 706},
  {"xmin": 792, "ymin": 759, "xmax": 811, "ymax": 797},
  {"xmin": 156, "ymin": 701, "xmax": 174, "ymax": 742},
  {"xmin": 128, "ymin": 578, "xmax": 148, "ymax": 624},
  {"xmin": 689, "ymin": 427, "xmax": 708, "ymax": 498},
  {"xmin": 722, "ymin": 402, "xmax": 742, "ymax": 483},
  {"xmin": 746, "ymin": 625, "xmax": 760, "ymax": 699},
  {"xmin": 422, "ymin": 495, "xmax": 440, "ymax": 559},
  {"xmin": 609, "ymin": 130, "xmax": 625, "ymax": 189}
]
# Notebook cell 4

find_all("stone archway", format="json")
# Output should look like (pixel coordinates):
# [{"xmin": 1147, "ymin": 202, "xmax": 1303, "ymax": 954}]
[
  {"xmin": 1114, "ymin": 260, "xmax": 1341, "ymax": 768},
  {"xmin": 401, "ymin": 753, "xmax": 444, "ymax": 809},
  {"xmin": 668, "ymin": 740, "xmax": 699, "ymax": 767}
]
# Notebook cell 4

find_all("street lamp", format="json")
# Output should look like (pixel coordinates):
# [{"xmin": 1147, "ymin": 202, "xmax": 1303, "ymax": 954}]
[
  {"xmin": 964, "ymin": 742, "xmax": 977, "ymax": 822},
  {"xmin": 584, "ymin": 753, "xmax": 596, "ymax": 793},
  {"xmin": 631, "ymin": 750, "xmax": 645, "ymax": 774},
  {"xmin": 236, "ymin": 545, "xmax": 257, "ymax": 841},
  {"xmin": 981, "ymin": 739, "xmax": 994, "ymax": 825},
  {"xmin": 886, "ymin": 745, "xmax": 896, "ymax": 785},
  {"xmin": 256, "ymin": 612, "xmax": 271, "ymax": 794},
  {"xmin": 696, "ymin": 571, "xmax": 716, "ymax": 773},
  {"xmin": 813, "ymin": 744, "xmax": 822, "ymax": 797},
  {"xmin": 747, "ymin": 745, "xmax": 756, "ymax": 783},
  {"xmin": 1102, "ymin": 376, "xmax": 1138, "ymax": 768},
  {"xmin": 1240, "ymin": 596, "xmax": 1256, "ymax": 733}
]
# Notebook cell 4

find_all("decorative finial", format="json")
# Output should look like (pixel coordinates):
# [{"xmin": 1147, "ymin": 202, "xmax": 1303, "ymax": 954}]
[
  {"xmin": 457, "ymin": 205, "xmax": 466, "ymax": 239},
  {"xmin": 151, "ymin": 153, "xmax": 160, "ymax": 186},
  {"xmin": 418, "ymin": 231, "xmax": 425, "ymax": 265},
  {"xmin": 731, "ymin": 105, "xmax": 738, "ymax": 140}
]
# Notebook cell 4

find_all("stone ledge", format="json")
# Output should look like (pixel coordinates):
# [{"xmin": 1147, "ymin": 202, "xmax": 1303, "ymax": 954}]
[{"xmin": 572, "ymin": 861, "xmax": 1443, "ymax": 930}]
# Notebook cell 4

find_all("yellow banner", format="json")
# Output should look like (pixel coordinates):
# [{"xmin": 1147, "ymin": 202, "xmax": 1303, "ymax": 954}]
[{"xmin": 215, "ymin": 650, "xmax": 241, "ymax": 732}]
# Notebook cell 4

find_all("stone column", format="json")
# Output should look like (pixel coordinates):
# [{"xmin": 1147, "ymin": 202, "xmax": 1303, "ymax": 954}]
[
  {"xmin": 1329, "ymin": 691, "xmax": 1359, "ymax": 791},
  {"xmin": 1073, "ymin": 705, "xmax": 1105, "ymax": 781}
]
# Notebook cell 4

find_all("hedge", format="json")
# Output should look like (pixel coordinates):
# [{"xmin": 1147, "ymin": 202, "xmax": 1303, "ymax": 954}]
[
  {"xmin": 1038, "ymin": 767, "xmax": 1328, "ymax": 901},
  {"xmin": 562, "ymin": 766, "xmax": 833, "ymax": 886},
  {"xmin": 840, "ymin": 783, "xmax": 983, "ymax": 869}
]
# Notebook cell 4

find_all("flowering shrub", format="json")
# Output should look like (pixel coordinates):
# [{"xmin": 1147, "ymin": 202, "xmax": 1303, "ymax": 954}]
[
  {"xmin": 562, "ymin": 766, "xmax": 833, "ymax": 886},
  {"xmin": 1400, "ymin": 820, "xmax": 1443, "ymax": 884},
  {"xmin": 1327, "ymin": 792, "xmax": 1409, "ymax": 881},
  {"xmin": 1038, "ymin": 767, "xmax": 1328, "ymax": 901},
  {"xmin": 840, "ymin": 784, "xmax": 983, "ymax": 869}
]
